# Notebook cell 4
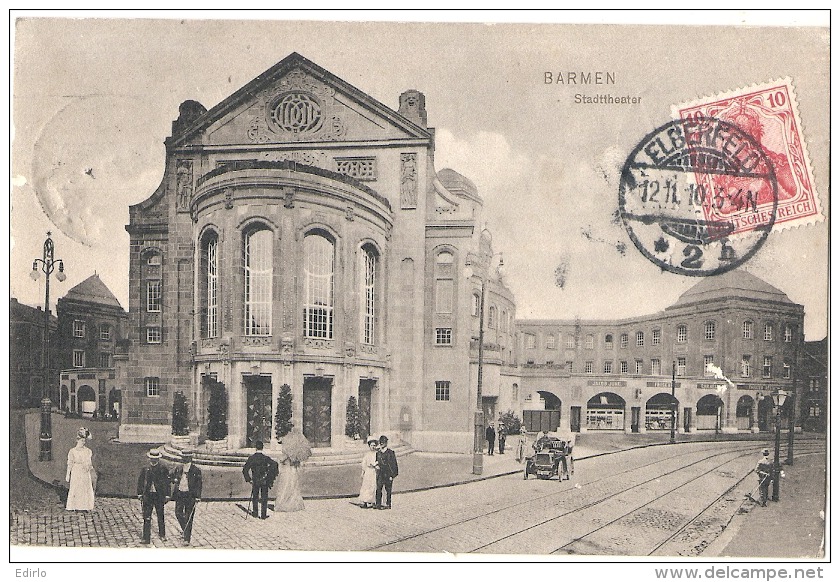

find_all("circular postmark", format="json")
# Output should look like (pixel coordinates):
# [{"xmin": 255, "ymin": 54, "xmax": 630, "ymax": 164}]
[{"xmin": 618, "ymin": 116, "xmax": 778, "ymax": 276}]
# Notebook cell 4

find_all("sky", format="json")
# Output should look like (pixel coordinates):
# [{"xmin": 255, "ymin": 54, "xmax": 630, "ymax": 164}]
[{"xmin": 9, "ymin": 15, "xmax": 830, "ymax": 340}]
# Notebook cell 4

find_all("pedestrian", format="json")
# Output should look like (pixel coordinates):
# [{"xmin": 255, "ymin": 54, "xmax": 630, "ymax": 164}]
[
  {"xmin": 755, "ymin": 448, "xmax": 773, "ymax": 507},
  {"xmin": 485, "ymin": 423, "xmax": 496, "ymax": 455},
  {"xmin": 65, "ymin": 427, "xmax": 96, "ymax": 511},
  {"xmin": 358, "ymin": 437, "xmax": 379, "ymax": 508},
  {"xmin": 242, "ymin": 441, "xmax": 277, "ymax": 519},
  {"xmin": 171, "ymin": 451, "xmax": 202, "ymax": 545},
  {"xmin": 498, "ymin": 423, "xmax": 506, "ymax": 455},
  {"xmin": 516, "ymin": 427, "xmax": 528, "ymax": 463},
  {"xmin": 137, "ymin": 448, "xmax": 171, "ymax": 544},
  {"xmin": 374, "ymin": 435, "xmax": 398, "ymax": 509}
]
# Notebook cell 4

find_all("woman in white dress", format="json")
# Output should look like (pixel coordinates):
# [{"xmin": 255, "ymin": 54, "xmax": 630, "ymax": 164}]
[
  {"xmin": 357, "ymin": 438, "xmax": 379, "ymax": 508},
  {"xmin": 65, "ymin": 427, "xmax": 95, "ymax": 511}
]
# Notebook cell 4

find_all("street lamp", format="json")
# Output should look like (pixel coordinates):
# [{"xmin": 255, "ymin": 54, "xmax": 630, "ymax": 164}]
[
  {"xmin": 30, "ymin": 231, "xmax": 66, "ymax": 462},
  {"xmin": 464, "ymin": 251, "xmax": 503, "ymax": 476},
  {"xmin": 771, "ymin": 388, "xmax": 789, "ymax": 502},
  {"xmin": 670, "ymin": 360, "xmax": 677, "ymax": 444}
]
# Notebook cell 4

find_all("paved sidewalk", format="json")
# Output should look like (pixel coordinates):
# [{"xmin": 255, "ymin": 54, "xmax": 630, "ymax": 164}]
[{"xmin": 704, "ymin": 451, "xmax": 826, "ymax": 559}]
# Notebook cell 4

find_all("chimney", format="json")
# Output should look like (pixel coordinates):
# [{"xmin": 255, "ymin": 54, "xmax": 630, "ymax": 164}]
[{"xmin": 398, "ymin": 90, "xmax": 427, "ymax": 128}]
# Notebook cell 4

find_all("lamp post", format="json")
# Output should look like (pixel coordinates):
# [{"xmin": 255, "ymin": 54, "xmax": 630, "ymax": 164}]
[
  {"xmin": 464, "ymin": 251, "xmax": 503, "ymax": 476},
  {"xmin": 771, "ymin": 388, "xmax": 789, "ymax": 502},
  {"xmin": 670, "ymin": 360, "xmax": 677, "ymax": 444},
  {"xmin": 30, "ymin": 231, "xmax": 67, "ymax": 462}
]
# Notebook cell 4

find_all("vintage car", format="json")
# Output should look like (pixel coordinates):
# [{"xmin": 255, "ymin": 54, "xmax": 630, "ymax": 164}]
[{"xmin": 523, "ymin": 431, "xmax": 575, "ymax": 481}]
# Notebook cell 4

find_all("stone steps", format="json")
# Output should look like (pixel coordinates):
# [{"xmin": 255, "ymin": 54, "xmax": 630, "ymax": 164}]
[{"xmin": 160, "ymin": 440, "xmax": 413, "ymax": 468}]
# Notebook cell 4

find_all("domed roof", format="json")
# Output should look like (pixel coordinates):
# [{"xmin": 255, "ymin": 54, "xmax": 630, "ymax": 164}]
[
  {"xmin": 673, "ymin": 270, "xmax": 793, "ymax": 307},
  {"xmin": 437, "ymin": 168, "xmax": 481, "ymax": 203},
  {"xmin": 63, "ymin": 274, "xmax": 123, "ymax": 309}
]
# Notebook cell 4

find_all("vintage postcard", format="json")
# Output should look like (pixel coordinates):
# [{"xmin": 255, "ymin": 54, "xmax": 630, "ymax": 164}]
[{"xmin": 8, "ymin": 13, "xmax": 829, "ymax": 572}]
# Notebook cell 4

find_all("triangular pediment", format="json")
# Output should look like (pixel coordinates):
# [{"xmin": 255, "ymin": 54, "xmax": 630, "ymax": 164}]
[{"xmin": 171, "ymin": 53, "xmax": 431, "ymax": 148}]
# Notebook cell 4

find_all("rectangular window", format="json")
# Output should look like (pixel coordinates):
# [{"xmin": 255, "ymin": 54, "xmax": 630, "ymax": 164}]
[
  {"xmin": 677, "ymin": 357, "xmax": 686, "ymax": 377},
  {"xmin": 764, "ymin": 323, "xmax": 773, "ymax": 341},
  {"xmin": 99, "ymin": 325, "xmax": 111, "ymax": 341},
  {"xmin": 704, "ymin": 355, "xmax": 715, "ymax": 376},
  {"xmin": 705, "ymin": 321, "xmax": 716, "ymax": 340},
  {"xmin": 546, "ymin": 334, "xmax": 556, "ymax": 350},
  {"xmin": 743, "ymin": 321, "xmax": 753, "ymax": 340},
  {"xmin": 435, "ymin": 381, "xmax": 451, "ymax": 401},
  {"xmin": 566, "ymin": 336, "xmax": 576, "ymax": 349},
  {"xmin": 636, "ymin": 331, "xmax": 645, "ymax": 346},
  {"xmin": 525, "ymin": 334, "xmax": 536, "ymax": 349},
  {"xmin": 620, "ymin": 333, "xmax": 628, "ymax": 349},
  {"xmin": 146, "ymin": 280, "xmax": 162, "ymax": 312},
  {"xmin": 435, "ymin": 279, "xmax": 453, "ymax": 314},
  {"xmin": 435, "ymin": 328, "xmax": 452, "ymax": 345},
  {"xmin": 783, "ymin": 362, "xmax": 791, "ymax": 379},
  {"xmin": 677, "ymin": 325, "xmax": 687, "ymax": 343},
  {"xmin": 206, "ymin": 238, "xmax": 218, "ymax": 339},
  {"xmin": 584, "ymin": 361, "xmax": 593, "ymax": 374},
  {"xmin": 73, "ymin": 349, "xmax": 85, "ymax": 368},
  {"xmin": 585, "ymin": 334, "xmax": 594, "ymax": 349},
  {"xmin": 741, "ymin": 355, "xmax": 751, "ymax": 378},
  {"xmin": 763, "ymin": 356, "xmax": 773, "ymax": 378},
  {"xmin": 145, "ymin": 377, "xmax": 160, "ymax": 397},
  {"xmin": 73, "ymin": 320, "xmax": 85, "ymax": 338},
  {"xmin": 635, "ymin": 359, "xmax": 643, "ymax": 375},
  {"xmin": 566, "ymin": 361, "xmax": 574, "ymax": 373},
  {"xmin": 146, "ymin": 326, "xmax": 162, "ymax": 344},
  {"xmin": 784, "ymin": 325, "xmax": 793, "ymax": 343},
  {"xmin": 651, "ymin": 358, "xmax": 661, "ymax": 376},
  {"xmin": 619, "ymin": 361, "xmax": 628, "ymax": 375},
  {"xmin": 603, "ymin": 360, "xmax": 613, "ymax": 374},
  {"xmin": 652, "ymin": 329, "xmax": 661, "ymax": 346},
  {"xmin": 99, "ymin": 352, "xmax": 111, "ymax": 368},
  {"xmin": 362, "ymin": 249, "xmax": 377, "ymax": 345}
]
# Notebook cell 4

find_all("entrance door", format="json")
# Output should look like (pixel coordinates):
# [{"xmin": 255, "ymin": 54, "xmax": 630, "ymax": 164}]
[
  {"xmin": 245, "ymin": 376, "xmax": 272, "ymax": 447},
  {"xmin": 683, "ymin": 407, "xmax": 692, "ymax": 432},
  {"xmin": 358, "ymin": 380, "xmax": 374, "ymax": 441},
  {"xmin": 303, "ymin": 377, "xmax": 332, "ymax": 447},
  {"xmin": 570, "ymin": 406, "xmax": 581, "ymax": 432},
  {"xmin": 482, "ymin": 396, "xmax": 497, "ymax": 430}
]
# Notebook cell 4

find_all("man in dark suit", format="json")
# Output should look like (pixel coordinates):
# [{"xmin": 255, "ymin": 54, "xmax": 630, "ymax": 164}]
[
  {"xmin": 486, "ymin": 423, "xmax": 496, "ymax": 455},
  {"xmin": 242, "ymin": 441, "xmax": 278, "ymax": 519},
  {"xmin": 171, "ymin": 451, "xmax": 202, "ymax": 545},
  {"xmin": 137, "ymin": 449, "xmax": 172, "ymax": 544},
  {"xmin": 374, "ymin": 435, "xmax": 398, "ymax": 509}
]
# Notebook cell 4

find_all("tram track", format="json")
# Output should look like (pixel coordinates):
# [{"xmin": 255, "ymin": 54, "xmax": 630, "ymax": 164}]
[
  {"xmin": 369, "ymin": 440, "xmax": 823, "ymax": 553},
  {"xmin": 545, "ymin": 442, "xmax": 825, "ymax": 555}
]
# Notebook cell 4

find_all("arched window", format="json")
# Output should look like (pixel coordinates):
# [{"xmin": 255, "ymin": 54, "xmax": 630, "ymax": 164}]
[
  {"xmin": 200, "ymin": 231, "xmax": 219, "ymax": 339},
  {"xmin": 304, "ymin": 232, "xmax": 334, "ymax": 339},
  {"xmin": 501, "ymin": 310, "xmax": 508, "ymax": 333},
  {"xmin": 605, "ymin": 334, "xmax": 614, "ymax": 348},
  {"xmin": 244, "ymin": 226, "xmax": 272, "ymax": 336},
  {"xmin": 471, "ymin": 293, "xmax": 480, "ymax": 317},
  {"xmin": 435, "ymin": 251, "xmax": 454, "ymax": 314},
  {"xmin": 360, "ymin": 244, "xmax": 378, "ymax": 345}
]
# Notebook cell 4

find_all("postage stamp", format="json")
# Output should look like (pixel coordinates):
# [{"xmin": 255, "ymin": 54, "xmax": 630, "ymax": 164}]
[
  {"xmin": 673, "ymin": 78, "xmax": 823, "ymax": 234},
  {"xmin": 618, "ymin": 117, "xmax": 777, "ymax": 277}
]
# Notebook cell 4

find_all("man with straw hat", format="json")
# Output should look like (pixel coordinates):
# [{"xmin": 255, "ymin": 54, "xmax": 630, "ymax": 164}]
[
  {"xmin": 136, "ymin": 448, "xmax": 171, "ymax": 544},
  {"xmin": 171, "ymin": 451, "xmax": 202, "ymax": 545}
]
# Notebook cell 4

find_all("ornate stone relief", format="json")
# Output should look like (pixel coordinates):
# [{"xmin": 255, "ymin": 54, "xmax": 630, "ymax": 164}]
[
  {"xmin": 224, "ymin": 187, "xmax": 234, "ymax": 210},
  {"xmin": 176, "ymin": 159, "xmax": 194, "ymax": 212},
  {"xmin": 400, "ymin": 153, "xmax": 418, "ymax": 208},
  {"xmin": 242, "ymin": 336, "xmax": 272, "ymax": 347},
  {"xmin": 260, "ymin": 149, "xmax": 331, "ymax": 169},
  {"xmin": 283, "ymin": 187, "xmax": 295, "ymax": 209},
  {"xmin": 303, "ymin": 338, "xmax": 335, "ymax": 350},
  {"xmin": 247, "ymin": 69, "xmax": 347, "ymax": 143},
  {"xmin": 334, "ymin": 157, "xmax": 377, "ymax": 181}
]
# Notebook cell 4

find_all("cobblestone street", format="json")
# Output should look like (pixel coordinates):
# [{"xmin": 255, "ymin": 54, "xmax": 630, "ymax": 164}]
[{"xmin": 11, "ymin": 439, "xmax": 826, "ymax": 556}]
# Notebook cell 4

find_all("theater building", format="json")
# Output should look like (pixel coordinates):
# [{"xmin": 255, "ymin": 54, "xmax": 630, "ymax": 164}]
[
  {"xmin": 117, "ymin": 53, "xmax": 514, "ymax": 452},
  {"xmin": 516, "ymin": 270, "xmax": 804, "ymax": 434}
]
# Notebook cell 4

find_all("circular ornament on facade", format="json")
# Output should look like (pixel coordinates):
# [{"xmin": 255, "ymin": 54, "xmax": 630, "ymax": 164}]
[{"xmin": 269, "ymin": 92, "xmax": 324, "ymax": 134}]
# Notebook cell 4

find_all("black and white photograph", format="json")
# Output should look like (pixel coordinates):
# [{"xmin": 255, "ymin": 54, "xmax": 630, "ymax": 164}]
[{"xmin": 7, "ymin": 11, "xmax": 830, "ymax": 571}]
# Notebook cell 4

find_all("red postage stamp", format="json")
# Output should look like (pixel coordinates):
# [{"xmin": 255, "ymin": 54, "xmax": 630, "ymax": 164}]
[{"xmin": 674, "ymin": 79, "xmax": 823, "ymax": 235}]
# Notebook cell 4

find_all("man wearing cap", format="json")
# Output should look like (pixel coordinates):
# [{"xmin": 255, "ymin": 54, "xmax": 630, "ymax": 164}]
[
  {"xmin": 374, "ymin": 435, "xmax": 398, "ymax": 509},
  {"xmin": 171, "ymin": 451, "xmax": 202, "ymax": 544},
  {"xmin": 137, "ymin": 449, "xmax": 172, "ymax": 544},
  {"xmin": 755, "ymin": 448, "xmax": 773, "ymax": 507}
]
